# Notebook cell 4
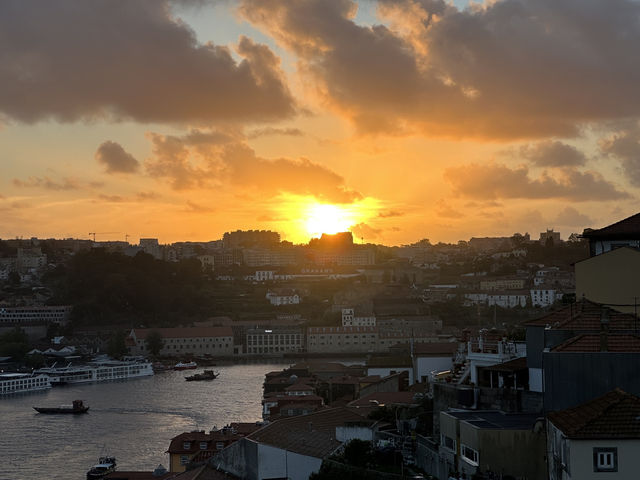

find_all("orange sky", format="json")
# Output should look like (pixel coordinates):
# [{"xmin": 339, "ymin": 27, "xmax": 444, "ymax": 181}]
[{"xmin": 1, "ymin": 0, "xmax": 639, "ymax": 245}]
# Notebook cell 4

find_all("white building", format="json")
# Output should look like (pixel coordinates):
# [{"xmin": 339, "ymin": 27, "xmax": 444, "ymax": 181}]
[
  {"xmin": 341, "ymin": 308, "xmax": 376, "ymax": 327},
  {"xmin": 266, "ymin": 289, "xmax": 300, "ymax": 306},
  {"xmin": 246, "ymin": 328, "xmax": 303, "ymax": 355},
  {"xmin": 128, "ymin": 327, "xmax": 234, "ymax": 356},
  {"xmin": 0, "ymin": 306, "xmax": 72, "ymax": 325},
  {"xmin": 547, "ymin": 389, "xmax": 640, "ymax": 480},
  {"xmin": 530, "ymin": 287, "xmax": 562, "ymax": 307}
]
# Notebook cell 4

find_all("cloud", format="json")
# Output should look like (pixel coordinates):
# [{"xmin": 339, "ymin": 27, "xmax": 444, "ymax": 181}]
[
  {"xmin": 444, "ymin": 163, "xmax": 629, "ymax": 201},
  {"xmin": 240, "ymin": 0, "xmax": 640, "ymax": 138},
  {"xmin": 350, "ymin": 222, "xmax": 381, "ymax": 239},
  {"xmin": 600, "ymin": 124, "xmax": 640, "ymax": 186},
  {"xmin": 144, "ymin": 129, "xmax": 362, "ymax": 202},
  {"xmin": 136, "ymin": 191, "xmax": 160, "ymax": 201},
  {"xmin": 13, "ymin": 176, "xmax": 81, "ymax": 191},
  {"xmin": 553, "ymin": 206, "xmax": 593, "ymax": 226},
  {"xmin": 435, "ymin": 199, "xmax": 464, "ymax": 219},
  {"xmin": 185, "ymin": 200, "xmax": 215, "ymax": 213},
  {"xmin": 247, "ymin": 127, "xmax": 305, "ymax": 139},
  {"xmin": 95, "ymin": 141, "xmax": 140, "ymax": 174},
  {"xmin": 378, "ymin": 209, "xmax": 403, "ymax": 218},
  {"xmin": 97, "ymin": 194, "xmax": 125, "ymax": 203},
  {"xmin": 0, "ymin": 1, "xmax": 295, "ymax": 124},
  {"xmin": 512, "ymin": 141, "xmax": 587, "ymax": 167}
]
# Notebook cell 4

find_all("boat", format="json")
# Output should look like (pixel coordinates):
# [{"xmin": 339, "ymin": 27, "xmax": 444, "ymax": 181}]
[
  {"xmin": 86, "ymin": 456, "xmax": 116, "ymax": 479},
  {"xmin": 0, "ymin": 372, "xmax": 51, "ymax": 395},
  {"xmin": 34, "ymin": 358, "xmax": 154, "ymax": 386},
  {"xmin": 185, "ymin": 370, "xmax": 219, "ymax": 381},
  {"xmin": 34, "ymin": 399, "xmax": 89, "ymax": 414},
  {"xmin": 174, "ymin": 361, "xmax": 197, "ymax": 370}
]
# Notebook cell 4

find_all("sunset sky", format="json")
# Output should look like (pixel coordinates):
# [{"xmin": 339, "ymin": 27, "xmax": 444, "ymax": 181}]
[{"xmin": 1, "ymin": 0, "xmax": 639, "ymax": 245}]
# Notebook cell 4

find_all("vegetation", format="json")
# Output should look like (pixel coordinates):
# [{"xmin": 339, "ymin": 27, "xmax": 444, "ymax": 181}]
[
  {"xmin": 145, "ymin": 330, "xmax": 164, "ymax": 357},
  {"xmin": 107, "ymin": 330, "xmax": 128, "ymax": 359}
]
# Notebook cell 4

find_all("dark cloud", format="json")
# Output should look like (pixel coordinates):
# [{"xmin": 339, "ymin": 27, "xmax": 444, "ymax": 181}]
[
  {"xmin": 13, "ymin": 176, "xmax": 80, "ymax": 190},
  {"xmin": 378, "ymin": 210, "xmax": 403, "ymax": 218},
  {"xmin": 0, "ymin": 1, "xmax": 295, "ymax": 124},
  {"xmin": 185, "ymin": 201, "xmax": 215, "ymax": 213},
  {"xmin": 136, "ymin": 191, "xmax": 160, "ymax": 201},
  {"xmin": 600, "ymin": 124, "xmax": 640, "ymax": 186},
  {"xmin": 553, "ymin": 206, "xmax": 593, "ymax": 226},
  {"xmin": 513, "ymin": 141, "xmax": 587, "ymax": 167},
  {"xmin": 240, "ymin": 0, "xmax": 640, "ymax": 138},
  {"xmin": 97, "ymin": 194, "xmax": 125, "ymax": 202},
  {"xmin": 444, "ymin": 163, "xmax": 629, "ymax": 201},
  {"xmin": 95, "ymin": 141, "xmax": 140, "ymax": 174},
  {"xmin": 247, "ymin": 127, "xmax": 305, "ymax": 139},
  {"xmin": 145, "ymin": 129, "xmax": 361, "ymax": 203}
]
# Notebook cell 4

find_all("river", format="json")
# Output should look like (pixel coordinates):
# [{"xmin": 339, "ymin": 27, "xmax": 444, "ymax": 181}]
[{"xmin": 0, "ymin": 361, "xmax": 290, "ymax": 480}]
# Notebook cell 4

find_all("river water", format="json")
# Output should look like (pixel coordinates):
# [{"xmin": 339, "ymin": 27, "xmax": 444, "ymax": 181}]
[{"xmin": 0, "ymin": 362, "xmax": 290, "ymax": 480}]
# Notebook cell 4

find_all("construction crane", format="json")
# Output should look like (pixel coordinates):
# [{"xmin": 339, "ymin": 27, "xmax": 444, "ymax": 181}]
[{"xmin": 88, "ymin": 232, "xmax": 120, "ymax": 242}]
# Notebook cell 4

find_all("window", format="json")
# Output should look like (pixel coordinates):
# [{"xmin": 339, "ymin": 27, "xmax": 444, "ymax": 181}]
[
  {"xmin": 441, "ymin": 434, "xmax": 456, "ymax": 452},
  {"xmin": 216, "ymin": 442, "xmax": 225, "ymax": 450},
  {"xmin": 593, "ymin": 448, "xmax": 617, "ymax": 472},
  {"xmin": 200, "ymin": 442, "xmax": 207, "ymax": 450},
  {"xmin": 180, "ymin": 455, "xmax": 190, "ymax": 465},
  {"xmin": 461, "ymin": 444, "xmax": 479, "ymax": 466},
  {"xmin": 183, "ymin": 441, "xmax": 191, "ymax": 450}
]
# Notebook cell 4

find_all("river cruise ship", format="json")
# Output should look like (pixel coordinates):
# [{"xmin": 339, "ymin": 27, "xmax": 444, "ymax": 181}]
[
  {"xmin": 35, "ymin": 358, "xmax": 153, "ymax": 385},
  {"xmin": 0, "ymin": 372, "xmax": 52, "ymax": 395}
]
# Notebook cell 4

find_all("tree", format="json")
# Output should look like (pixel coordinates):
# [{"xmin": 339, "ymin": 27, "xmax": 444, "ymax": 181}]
[
  {"xmin": 145, "ymin": 330, "xmax": 164, "ymax": 357},
  {"xmin": 343, "ymin": 439, "xmax": 373, "ymax": 467},
  {"xmin": 107, "ymin": 331, "xmax": 128, "ymax": 359}
]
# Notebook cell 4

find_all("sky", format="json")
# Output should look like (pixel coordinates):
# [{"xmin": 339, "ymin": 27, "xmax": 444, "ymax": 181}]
[{"xmin": 1, "ymin": 0, "xmax": 640, "ymax": 245}]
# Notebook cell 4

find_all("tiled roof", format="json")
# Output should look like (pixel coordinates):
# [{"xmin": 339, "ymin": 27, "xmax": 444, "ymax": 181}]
[
  {"xmin": 307, "ymin": 326, "xmax": 378, "ymax": 334},
  {"xmin": 327, "ymin": 375, "xmax": 360, "ymax": 385},
  {"xmin": 132, "ymin": 327, "xmax": 233, "ymax": 339},
  {"xmin": 104, "ymin": 472, "xmax": 172, "ymax": 480},
  {"xmin": 284, "ymin": 383, "xmax": 314, "ymax": 391},
  {"xmin": 483, "ymin": 356, "xmax": 528, "ymax": 372},
  {"xmin": 247, "ymin": 407, "xmax": 367, "ymax": 458},
  {"xmin": 552, "ymin": 334, "xmax": 640, "ymax": 352},
  {"xmin": 582, "ymin": 213, "xmax": 640, "ymax": 239},
  {"xmin": 524, "ymin": 300, "xmax": 637, "ymax": 330},
  {"xmin": 548, "ymin": 389, "xmax": 640, "ymax": 439},
  {"xmin": 348, "ymin": 391, "xmax": 416, "ymax": 407}
]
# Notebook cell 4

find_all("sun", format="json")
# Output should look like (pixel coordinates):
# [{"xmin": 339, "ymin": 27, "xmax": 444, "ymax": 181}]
[{"xmin": 305, "ymin": 203, "xmax": 353, "ymax": 238}]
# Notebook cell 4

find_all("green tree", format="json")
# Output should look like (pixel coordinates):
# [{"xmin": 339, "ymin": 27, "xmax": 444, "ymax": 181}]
[
  {"xmin": 0, "ymin": 327, "xmax": 29, "ymax": 359},
  {"xmin": 343, "ymin": 439, "xmax": 373, "ymax": 467},
  {"xmin": 107, "ymin": 331, "xmax": 128, "ymax": 359},
  {"xmin": 145, "ymin": 330, "xmax": 164, "ymax": 357}
]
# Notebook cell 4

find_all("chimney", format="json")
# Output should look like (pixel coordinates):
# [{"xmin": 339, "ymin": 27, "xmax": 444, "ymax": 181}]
[{"xmin": 600, "ymin": 307, "xmax": 610, "ymax": 352}]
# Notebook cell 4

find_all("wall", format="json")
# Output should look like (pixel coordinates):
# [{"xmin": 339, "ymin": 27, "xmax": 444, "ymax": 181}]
[
  {"xmin": 415, "ymin": 356, "xmax": 453, "ymax": 383},
  {"xmin": 258, "ymin": 443, "xmax": 322, "ymax": 480},
  {"xmin": 476, "ymin": 427, "xmax": 546, "ymax": 480},
  {"xmin": 210, "ymin": 437, "xmax": 258, "ymax": 480},
  {"xmin": 544, "ymin": 352, "xmax": 640, "ymax": 411},
  {"xmin": 336, "ymin": 425, "xmax": 373, "ymax": 443},
  {"xmin": 367, "ymin": 367, "xmax": 413, "ymax": 386},
  {"xmin": 569, "ymin": 439, "xmax": 640, "ymax": 480},
  {"xmin": 576, "ymin": 248, "xmax": 640, "ymax": 314}
]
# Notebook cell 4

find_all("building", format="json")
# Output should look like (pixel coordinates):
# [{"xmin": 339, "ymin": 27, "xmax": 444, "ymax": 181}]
[
  {"xmin": 245, "ymin": 327, "xmax": 303, "ymax": 355},
  {"xmin": 266, "ymin": 289, "xmax": 300, "ymax": 306},
  {"xmin": 530, "ymin": 286, "xmax": 562, "ymax": 307},
  {"xmin": 540, "ymin": 228, "xmax": 561, "ymax": 245},
  {"xmin": 127, "ymin": 327, "xmax": 234, "ymax": 357},
  {"xmin": 575, "ymin": 247, "xmax": 640, "ymax": 313},
  {"xmin": 440, "ymin": 410, "xmax": 546, "ymax": 480},
  {"xmin": 212, "ymin": 407, "xmax": 369, "ymax": 480},
  {"xmin": 307, "ymin": 326, "xmax": 378, "ymax": 354},
  {"xmin": 412, "ymin": 342, "xmax": 459, "ymax": 384},
  {"xmin": 0, "ymin": 305, "xmax": 72, "ymax": 326},
  {"xmin": 479, "ymin": 276, "xmax": 527, "ymax": 291},
  {"xmin": 167, "ymin": 424, "xmax": 261, "ymax": 473},
  {"xmin": 582, "ymin": 212, "xmax": 640, "ymax": 256},
  {"xmin": 341, "ymin": 307, "xmax": 376, "ymax": 327},
  {"xmin": 139, "ymin": 238, "xmax": 161, "ymax": 259},
  {"xmin": 223, "ymin": 230, "xmax": 280, "ymax": 249},
  {"xmin": 547, "ymin": 389, "xmax": 640, "ymax": 480}
]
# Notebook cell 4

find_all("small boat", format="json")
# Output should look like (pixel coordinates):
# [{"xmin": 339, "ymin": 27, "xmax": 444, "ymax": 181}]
[
  {"xmin": 34, "ymin": 399, "xmax": 89, "ymax": 414},
  {"xmin": 174, "ymin": 361, "xmax": 197, "ymax": 371},
  {"xmin": 86, "ymin": 456, "xmax": 116, "ymax": 479},
  {"xmin": 185, "ymin": 370, "xmax": 219, "ymax": 381}
]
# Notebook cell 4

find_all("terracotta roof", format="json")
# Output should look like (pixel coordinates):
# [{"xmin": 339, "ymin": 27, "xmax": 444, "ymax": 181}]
[
  {"xmin": 551, "ymin": 334, "xmax": 640, "ymax": 352},
  {"xmin": 132, "ymin": 327, "xmax": 233, "ymax": 339},
  {"xmin": 247, "ymin": 407, "xmax": 367, "ymax": 458},
  {"xmin": 582, "ymin": 213, "xmax": 640, "ymax": 239},
  {"xmin": 548, "ymin": 389, "xmax": 640, "ymax": 439},
  {"xmin": 307, "ymin": 326, "xmax": 378, "ymax": 334},
  {"xmin": 412, "ymin": 342, "xmax": 459, "ymax": 356},
  {"xmin": 228, "ymin": 422, "xmax": 263, "ymax": 436},
  {"xmin": 284, "ymin": 383, "xmax": 314, "ymax": 391},
  {"xmin": 327, "ymin": 375, "xmax": 360, "ymax": 385},
  {"xmin": 483, "ymin": 357, "xmax": 528, "ymax": 372},
  {"xmin": 358, "ymin": 375, "xmax": 382, "ymax": 384},
  {"xmin": 104, "ymin": 472, "xmax": 172, "ymax": 480},
  {"xmin": 170, "ymin": 464, "xmax": 240, "ymax": 480},
  {"xmin": 524, "ymin": 300, "xmax": 637, "ymax": 330},
  {"xmin": 348, "ymin": 391, "xmax": 416, "ymax": 407}
]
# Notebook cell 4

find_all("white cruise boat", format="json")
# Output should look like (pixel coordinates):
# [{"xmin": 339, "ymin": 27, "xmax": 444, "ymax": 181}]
[
  {"xmin": 35, "ymin": 358, "xmax": 153, "ymax": 385},
  {"xmin": 0, "ymin": 372, "xmax": 52, "ymax": 395}
]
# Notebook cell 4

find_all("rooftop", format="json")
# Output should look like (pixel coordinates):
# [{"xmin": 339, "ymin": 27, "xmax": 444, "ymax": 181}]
[
  {"xmin": 443, "ymin": 410, "xmax": 541, "ymax": 430},
  {"xmin": 548, "ymin": 389, "xmax": 640, "ymax": 439},
  {"xmin": 131, "ymin": 327, "xmax": 233, "ymax": 339},
  {"xmin": 552, "ymin": 334, "xmax": 640, "ymax": 352},
  {"xmin": 524, "ymin": 300, "xmax": 637, "ymax": 330},
  {"xmin": 348, "ymin": 391, "xmax": 417, "ymax": 408},
  {"xmin": 582, "ymin": 212, "xmax": 640, "ymax": 240}
]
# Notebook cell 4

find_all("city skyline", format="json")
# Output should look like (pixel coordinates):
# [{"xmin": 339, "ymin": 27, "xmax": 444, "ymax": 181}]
[{"xmin": 2, "ymin": 0, "xmax": 639, "ymax": 245}]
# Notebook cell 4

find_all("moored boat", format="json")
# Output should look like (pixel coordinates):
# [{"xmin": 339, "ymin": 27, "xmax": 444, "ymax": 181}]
[
  {"xmin": 1, "ymin": 372, "xmax": 51, "ymax": 395},
  {"xmin": 185, "ymin": 370, "xmax": 219, "ymax": 381},
  {"xmin": 174, "ymin": 361, "xmax": 197, "ymax": 370},
  {"xmin": 35, "ymin": 358, "xmax": 154, "ymax": 385},
  {"xmin": 34, "ymin": 399, "xmax": 89, "ymax": 414},
  {"xmin": 86, "ymin": 456, "xmax": 116, "ymax": 479}
]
